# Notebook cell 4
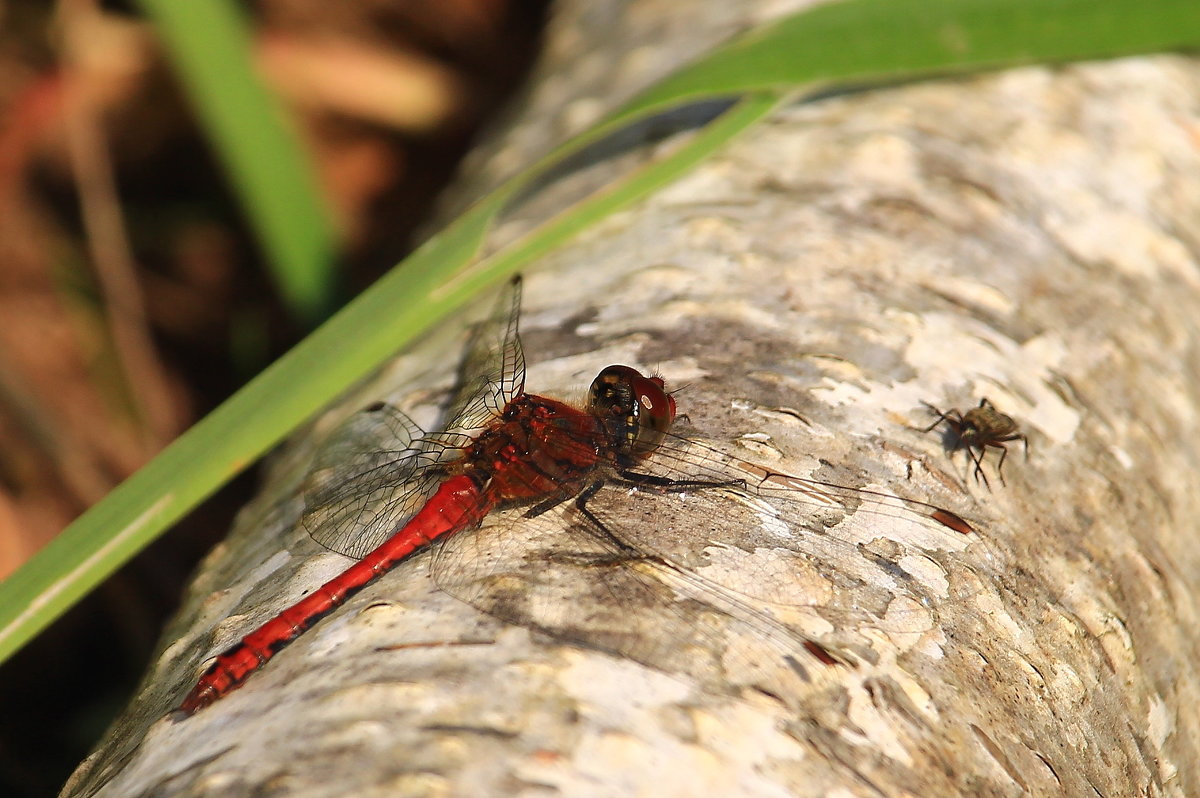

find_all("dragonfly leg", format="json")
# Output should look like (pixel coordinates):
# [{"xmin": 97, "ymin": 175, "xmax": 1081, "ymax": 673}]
[
  {"xmin": 616, "ymin": 469, "xmax": 744, "ymax": 492},
  {"xmin": 523, "ymin": 490, "xmax": 575, "ymax": 519},
  {"xmin": 572, "ymin": 480, "xmax": 641, "ymax": 557}
]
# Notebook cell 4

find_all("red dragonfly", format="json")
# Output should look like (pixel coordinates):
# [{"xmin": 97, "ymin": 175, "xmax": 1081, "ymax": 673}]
[{"xmin": 179, "ymin": 276, "xmax": 974, "ymax": 714}]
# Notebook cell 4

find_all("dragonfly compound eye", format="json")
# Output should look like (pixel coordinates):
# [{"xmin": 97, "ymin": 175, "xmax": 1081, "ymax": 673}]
[{"xmin": 590, "ymin": 365, "xmax": 677, "ymax": 462}]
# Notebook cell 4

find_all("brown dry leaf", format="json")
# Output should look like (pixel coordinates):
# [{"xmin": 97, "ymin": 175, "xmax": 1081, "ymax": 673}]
[{"xmin": 258, "ymin": 34, "xmax": 464, "ymax": 133}]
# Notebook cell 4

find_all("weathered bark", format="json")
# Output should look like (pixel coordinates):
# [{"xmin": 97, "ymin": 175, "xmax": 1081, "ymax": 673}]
[{"xmin": 65, "ymin": 4, "xmax": 1200, "ymax": 797}]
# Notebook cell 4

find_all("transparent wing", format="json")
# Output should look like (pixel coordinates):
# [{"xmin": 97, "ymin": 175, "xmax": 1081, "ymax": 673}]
[
  {"xmin": 428, "ymin": 507, "xmax": 846, "ymax": 705},
  {"xmin": 302, "ymin": 278, "xmax": 527, "ymax": 558},
  {"xmin": 592, "ymin": 431, "xmax": 979, "ymax": 607},
  {"xmin": 302, "ymin": 403, "xmax": 454, "ymax": 559},
  {"xmin": 424, "ymin": 424, "xmax": 985, "ymax": 703},
  {"xmin": 623, "ymin": 431, "xmax": 973, "ymax": 538},
  {"xmin": 427, "ymin": 488, "xmax": 979, "ymax": 705},
  {"xmin": 441, "ymin": 276, "xmax": 527, "ymax": 438},
  {"xmin": 580, "ymin": 467, "xmax": 978, "ymax": 624}
]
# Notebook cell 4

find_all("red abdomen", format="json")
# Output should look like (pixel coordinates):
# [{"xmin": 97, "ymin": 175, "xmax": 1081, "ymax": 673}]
[{"xmin": 179, "ymin": 475, "xmax": 486, "ymax": 713}]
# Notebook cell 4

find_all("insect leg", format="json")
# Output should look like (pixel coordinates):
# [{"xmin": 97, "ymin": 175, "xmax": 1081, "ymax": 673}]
[
  {"xmin": 992, "ymin": 442, "xmax": 1009, "ymax": 487},
  {"xmin": 919, "ymin": 402, "xmax": 951, "ymax": 433},
  {"xmin": 616, "ymin": 470, "xmax": 744, "ymax": 492},
  {"xmin": 524, "ymin": 491, "xmax": 576, "ymax": 519},
  {"xmin": 968, "ymin": 443, "xmax": 993, "ymax": 490},
  {"xmin": 572, "ymin": 480, "xmax": 640, "ymax": 556}
]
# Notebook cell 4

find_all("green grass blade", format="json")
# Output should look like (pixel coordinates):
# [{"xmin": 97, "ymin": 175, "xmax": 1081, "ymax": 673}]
[
  {"xmin": 540, "ymin": 0, "xmax": 1200, "ymax": 169},
  {"xmin": 136, "ymin": 0, "xmax": 337, "ymax": 321},
  {"xmin": 635, "ymin": 0, "xmax": 1200, "ymax": 102},
  {"xmin": 1, "ymin": 0, "xmax": 1197, "ymax": 666}
]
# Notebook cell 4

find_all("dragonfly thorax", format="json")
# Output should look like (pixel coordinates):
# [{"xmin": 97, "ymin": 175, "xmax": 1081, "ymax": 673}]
[
  {"xmin": 588, "ymin": 365, "xmax": 677, "ymax": 468},
  {"xmin": 454, "ymin": 393, "xmax": 606, "ymax": 502}
]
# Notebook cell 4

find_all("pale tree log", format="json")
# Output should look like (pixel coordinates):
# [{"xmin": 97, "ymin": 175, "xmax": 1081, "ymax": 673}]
[{"xmin": 64, "ymin": 7, "xmax": 1200, "ymax": 798}]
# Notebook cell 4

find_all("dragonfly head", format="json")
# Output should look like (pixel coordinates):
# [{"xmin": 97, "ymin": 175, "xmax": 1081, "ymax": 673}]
[{"xmin": 588, "ymin": 365, "xmax": 677, "ymax": 465}]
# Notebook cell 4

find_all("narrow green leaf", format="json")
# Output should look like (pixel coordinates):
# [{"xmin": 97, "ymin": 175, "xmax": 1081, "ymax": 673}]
[
  {"xmin": 537, "ymin": 0, "xmax": 1200, "ymax": 172},
  {"xmin": 633, "ymin": 0, "xmax": 1200, "ymax": 103},
  {"xmin": 136, "ymin": 0, "xmax": 337, "ymax": 320}
]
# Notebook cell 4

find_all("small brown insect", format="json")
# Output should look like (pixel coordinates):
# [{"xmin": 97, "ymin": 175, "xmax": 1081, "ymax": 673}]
[{"xmin": 921, "ymin": 398, "xmax": 1028, "ymax": 488}]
